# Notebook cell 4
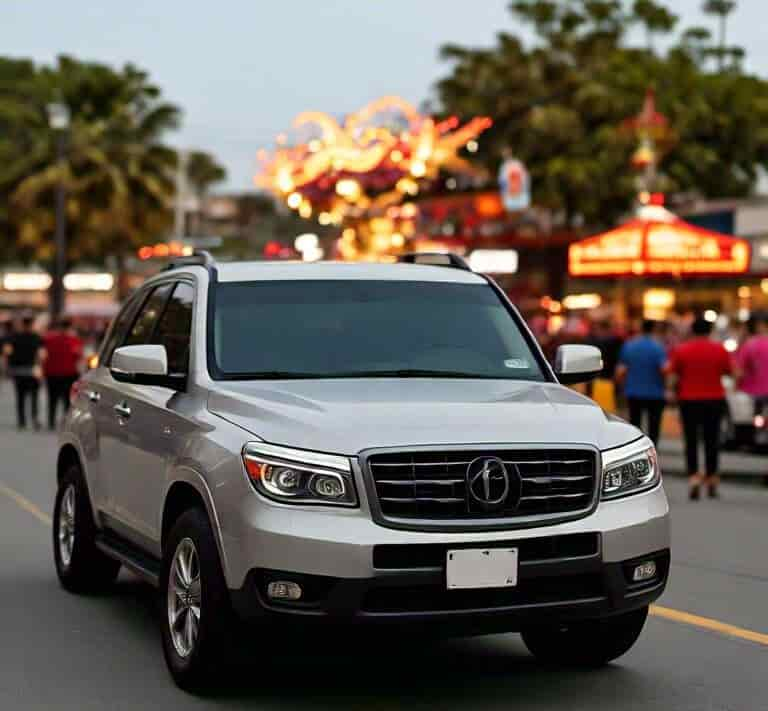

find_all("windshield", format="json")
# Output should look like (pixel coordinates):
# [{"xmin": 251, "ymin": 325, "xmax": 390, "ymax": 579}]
[{"xmin": 210, "ymin": 279, "xmax": 546, "ymax": 381}]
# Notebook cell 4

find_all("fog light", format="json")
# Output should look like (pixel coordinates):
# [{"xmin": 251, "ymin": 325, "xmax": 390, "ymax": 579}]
[
  {"xmin": 632, "ymin": 560, "xmax": 657, "ymax": 582},
  {"xmin": 267, "ymin": 581, "xmax": 302, "ymax": 601},
  {"xmin": 754, "ymin": 414, "xmax": 765, "ymax": 429}
]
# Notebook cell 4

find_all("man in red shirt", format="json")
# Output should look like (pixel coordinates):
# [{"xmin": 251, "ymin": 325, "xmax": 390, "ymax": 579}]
[
  {"xmin": 43, "ymin": 318, "xmax": 83, "ymax": 430},
  {"xmin": 667, "ymin": 317, "xmax": 731, "ymax": 500}
]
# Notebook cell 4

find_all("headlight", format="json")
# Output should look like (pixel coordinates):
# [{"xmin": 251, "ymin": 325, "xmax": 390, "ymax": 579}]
[
  {"xmin": 601, "ymin": 438, "xmax": 660, "ymax": 500},
  {"xmin": 242, "ymin": 443, "xmax": 357, "ymax": 507}
]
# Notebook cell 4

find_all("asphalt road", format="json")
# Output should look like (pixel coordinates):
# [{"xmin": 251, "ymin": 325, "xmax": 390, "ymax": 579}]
[{"xmin": 0, "ymin": 387, "xmax": 766, "ymax": 709}]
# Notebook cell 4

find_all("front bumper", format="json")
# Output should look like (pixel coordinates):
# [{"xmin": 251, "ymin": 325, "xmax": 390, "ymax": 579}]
[
  {"xmin": 226, "ymin": 484, "xmax": 670, "ymax": 631},
  {"xmin": 231, "ymin": 547, "xmax": 670, "ymax": 633}
]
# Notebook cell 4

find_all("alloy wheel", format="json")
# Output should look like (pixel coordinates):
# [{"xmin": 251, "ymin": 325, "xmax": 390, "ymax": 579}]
[
  {"xmin": 167, "ymin": 538, "xmax": 202, "ymax": 658},
  {"xmin": 58, "ymin": 484, "xmax": 76, "ymax": 568}
]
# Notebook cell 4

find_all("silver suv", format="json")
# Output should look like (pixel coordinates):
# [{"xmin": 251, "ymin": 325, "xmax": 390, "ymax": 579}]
[{"xmin": 53, "ymin": 252, "xmax": 670, "ymax": 691}]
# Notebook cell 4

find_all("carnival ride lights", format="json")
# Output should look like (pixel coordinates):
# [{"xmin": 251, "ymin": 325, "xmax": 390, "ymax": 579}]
[{"xmin": 255, "ymin": 96, "xmax": 492, "ymax": 257}]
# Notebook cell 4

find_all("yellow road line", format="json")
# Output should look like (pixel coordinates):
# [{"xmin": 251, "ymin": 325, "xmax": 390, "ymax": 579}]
[
  {"xmin": 651, "ymin": 605, "xmax": 768, "ymax": 647},
  {"xmin": 0, "ymin": 481, "xmax": 52, "ymax": 526},
  {"xmin": 1, "ymin": 478, "xmax": 766, "ymax": 648}
]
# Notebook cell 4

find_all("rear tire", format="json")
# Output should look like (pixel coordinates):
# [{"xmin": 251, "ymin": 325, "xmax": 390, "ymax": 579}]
[
  {"xmin": 521, "ymin": 606, "xmax": 648, "ymax": 667},
  {"xmin": 160, "ymin": 507, "xmax": 235, "ymax": 693},
  {"xmin": 53, "ymin": 464, "xmax": 121, "ymax": 594}
]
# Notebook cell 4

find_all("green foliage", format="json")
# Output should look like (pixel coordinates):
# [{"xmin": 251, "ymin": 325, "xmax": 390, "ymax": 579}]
[
  {"xmin": 435, "ymin": 0, "xmax": 759, "ymax": 228},
  {"xmin": 0, "ymin": 55, "xmax": 226, "ymax": 267}
]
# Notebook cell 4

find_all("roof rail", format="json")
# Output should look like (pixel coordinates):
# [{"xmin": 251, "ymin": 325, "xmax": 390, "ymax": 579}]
[
  {"xmin": 161, "ymin": 250, "xmax": 215, "ymax": 272},
  {"xmin": 397, "ymin": 252, "xmax": 472, "ymax": 271}
]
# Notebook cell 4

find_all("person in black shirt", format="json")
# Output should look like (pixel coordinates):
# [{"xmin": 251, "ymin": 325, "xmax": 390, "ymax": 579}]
[{"xmin": 3, "ymin": 315, "xmax": 45, "ymax": 430}]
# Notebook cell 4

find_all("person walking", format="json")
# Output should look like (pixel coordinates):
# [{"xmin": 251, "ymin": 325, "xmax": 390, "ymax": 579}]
[
  {"xmin": 733, "ymin": 313, "xmax": 768, "ymax": 418},
  {"xmin": 0, "ymin": 320, "xmax": 14, "ymax": 385},
  {"xmin": 42, "ymin": 317, "xmax": 83, "ymax": 430},
  {"xmin": 3, "ymin": 315, "xmax": 44, "ymax": 430},
  {"xmin": 616, "ymin": 319, "xmax": 668, "ymax": 445},
  {"xmin": 667, "ymin": 317, "xmax": 731, "ymax": 500}
]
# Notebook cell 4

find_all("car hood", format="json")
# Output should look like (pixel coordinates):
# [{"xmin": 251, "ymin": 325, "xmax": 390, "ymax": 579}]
[{"xmin": 207, "ymin": 379, "xmax": 640, "ymax": 455}]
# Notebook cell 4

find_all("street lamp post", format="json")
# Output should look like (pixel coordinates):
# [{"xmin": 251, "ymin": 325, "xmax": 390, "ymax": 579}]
[{"xmin": 47, "ymin": 102, "xmax": 70, "ymax": 320}]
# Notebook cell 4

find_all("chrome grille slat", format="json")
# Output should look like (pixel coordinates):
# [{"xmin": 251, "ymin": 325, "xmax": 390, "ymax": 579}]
[
  {"xmin": 377, "ymin": 479, "xmax": 464, "ymax": 485},
  {"xmin": 520, "ymin": 492, "xmax": 591, "ymax": 502},
  {"xmin": 367, "ymin": 448, "xmax": 597, "ymax": 522},
  {"xmin": 523, "ymin": 475, "xmax": 592, "ymax": 484},
  {"xmin": 380, "ymin": 497, "xmax": 465, "ymax": 504},
  {"xmin": 371, "ymin": 461, "xmax": 473, "ymax": 468}
]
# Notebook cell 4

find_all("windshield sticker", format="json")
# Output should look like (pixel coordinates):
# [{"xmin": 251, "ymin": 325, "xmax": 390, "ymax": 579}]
[{"xmin": 504, "ymin": 358, "xmax": 529, "ymax": 369}]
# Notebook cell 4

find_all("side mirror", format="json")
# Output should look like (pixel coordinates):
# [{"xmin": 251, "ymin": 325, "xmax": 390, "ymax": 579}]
[
  {"xmin": 111, "ymin": 345, "xmax": 185, "ymax": 390},
  {"xmin": 555, "ymin": 344, "xmax": 603, "ymax": 385}
]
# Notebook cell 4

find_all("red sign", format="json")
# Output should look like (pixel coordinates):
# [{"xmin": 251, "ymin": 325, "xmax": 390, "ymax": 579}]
[{"xmin": 569, "ymin": 218, "xmax": 750, "ymax": 278}]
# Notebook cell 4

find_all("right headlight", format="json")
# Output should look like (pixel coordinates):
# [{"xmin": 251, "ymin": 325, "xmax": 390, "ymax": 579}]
[{"xmin": 601, "ymin": 437, "xmax": 660, "ymax": 500}]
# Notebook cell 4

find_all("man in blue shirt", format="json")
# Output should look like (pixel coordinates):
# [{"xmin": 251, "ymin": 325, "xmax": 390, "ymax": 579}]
[{"xmin": 616, "ymin": 319, "xmax": 668, "ymax": 445}]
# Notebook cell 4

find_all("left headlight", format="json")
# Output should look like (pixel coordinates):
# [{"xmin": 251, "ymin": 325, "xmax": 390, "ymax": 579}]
[
  {"xmin": 601, "ymin": 437, "xmax": 660, "ymax": 500},
  {"xmin": 242, "ymin": 442, "xmax": 358, "ymax": 507}
]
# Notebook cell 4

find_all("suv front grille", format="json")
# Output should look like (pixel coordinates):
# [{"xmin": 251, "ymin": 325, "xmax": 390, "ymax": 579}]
[{"xmin": 366, "ymin": 448, "xmax": 597, "ymax": 523}]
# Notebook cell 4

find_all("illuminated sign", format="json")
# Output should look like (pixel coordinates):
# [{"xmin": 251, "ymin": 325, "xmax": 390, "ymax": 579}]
[
  {"xmin": 569, "ymin": 218, "xmax": 750, "ymax": 277},
  {"xmin": 468, "ymin": 249, "xmax": 519, "ymax": 274},
  {"xmin": 1, "ymin": 272, "xmax": 115, "ymax": 292}
]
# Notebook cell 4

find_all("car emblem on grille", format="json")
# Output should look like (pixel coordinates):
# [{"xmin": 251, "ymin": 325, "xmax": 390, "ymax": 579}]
[{"xmin": 466, "ymin": 456, "xmax": 514, "ymax": 511}]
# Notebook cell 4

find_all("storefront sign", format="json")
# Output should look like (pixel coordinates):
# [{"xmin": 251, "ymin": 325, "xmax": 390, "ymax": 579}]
[
  {"xmin": 498, "ymin": 159, "xmax": 530, "ymax": 212},
  {"xmin": 468, "ymin": 249, "xmax": 519, "ymax": 274},
  {"xmin": 569, "ymin": 219, "xmax": 750, "ymax": 277}
]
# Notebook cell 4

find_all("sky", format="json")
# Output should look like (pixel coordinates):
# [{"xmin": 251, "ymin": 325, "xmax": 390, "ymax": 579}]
[{"xmin": 3, "ymin": 0, "xmax": 766, "ymax": 191}]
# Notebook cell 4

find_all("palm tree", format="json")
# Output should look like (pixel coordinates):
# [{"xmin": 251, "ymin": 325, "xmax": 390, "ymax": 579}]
[
  {"xmin": 5, "ymin": 57, "xmax": 181, "ymax": 268},
  {"xmin": 702, "ymin": 0, "xmax": 738, "ymax": 70}
]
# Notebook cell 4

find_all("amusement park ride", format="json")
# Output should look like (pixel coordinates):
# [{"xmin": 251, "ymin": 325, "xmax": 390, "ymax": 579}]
[{"xmin": 255, "ymin": 96, "xmax": 492, "ymax": 260}]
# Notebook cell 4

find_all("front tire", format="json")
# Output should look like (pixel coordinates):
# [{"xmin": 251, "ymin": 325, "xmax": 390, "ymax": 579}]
[
  {"xmin": 160, "ymin": 508, "xmax": 234, "ymax": 693},
  {"xmin": 521, "ymin": 606, "xmax": 648, "ymax": 667},
  {"xmin": 53, "ymin": 464, "xmax": 121, "ymax": 593}
]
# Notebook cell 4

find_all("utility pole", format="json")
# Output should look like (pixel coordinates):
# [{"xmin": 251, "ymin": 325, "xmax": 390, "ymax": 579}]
[{"xmin": 47, "ymin": 102, "xmax": 70, "ymax": 320}]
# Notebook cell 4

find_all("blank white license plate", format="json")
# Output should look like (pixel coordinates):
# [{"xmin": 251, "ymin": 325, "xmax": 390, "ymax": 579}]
[{"xmin": 446, "ymin": 548, "xmax": 518, "ymax": 590}]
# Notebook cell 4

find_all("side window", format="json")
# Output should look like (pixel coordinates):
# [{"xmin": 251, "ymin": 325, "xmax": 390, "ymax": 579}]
[
  {"xmin": 151, "ymin": 283, "xmax": 194, "ymax": 375},
  {"xmin": 100, "ymin": 294, "xmax": 141, "ymax": 367},
  {"xmin": 122, "ymin": 284, "xmax": 174, "ymax": 348}
]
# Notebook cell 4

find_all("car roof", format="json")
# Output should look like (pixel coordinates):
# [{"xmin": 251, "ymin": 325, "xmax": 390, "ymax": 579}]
[{"xmin": 210, "ymin": 260, "xmax": 487, "ymax": 284}]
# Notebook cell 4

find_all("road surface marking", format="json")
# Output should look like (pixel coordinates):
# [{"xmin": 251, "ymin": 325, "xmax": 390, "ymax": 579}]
[
  {"xmin": 651, "ymin": 605, "xmax": 768, "ymax": 647},
  {"xmin": 0, "ymin": 482, "xmax": 52, "ymax": 525},
  {"xmin": 1, "ymin": 478, "xmax": 766, "ymax": 648}
]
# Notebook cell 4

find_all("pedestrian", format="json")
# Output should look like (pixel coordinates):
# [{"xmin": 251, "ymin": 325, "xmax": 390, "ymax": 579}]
[
  {"xmin": 733, "ymin": 312, "xmax": 768, "ymax": 420},
  {"xmin": 587, "ymin": 320, "xmax": 624, "ymax": 412},
  {"xmin": 616, "ymin": 319, "xmax": 668, "ymax": 445},
  {"xmin": 3, "ymin": 314, "xmax": 45, "ymax": 430},
  {"xmin": 667, "ymin": 317, "xmax": 731, "ymax": 500},
  {"xmin": 42, "ymin": 317, "xmax": 83, "ymax": 430},
  {"xmin": 0, "ymin": 320, "xmax": 15, "ymax": 383}
]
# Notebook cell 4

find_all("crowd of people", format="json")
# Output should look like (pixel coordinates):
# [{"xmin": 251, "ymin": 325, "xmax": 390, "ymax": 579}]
[
  {"xmin": 0, "ymin": 314, "xmax": 105, "ymax": 431},
  {"xmin": 590, "ymin": 314, "xmax": 768, "ymax": 500}
]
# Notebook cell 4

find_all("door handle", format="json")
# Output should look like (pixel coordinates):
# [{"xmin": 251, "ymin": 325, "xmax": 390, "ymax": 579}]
[
  {"xmin": 87, "ymin": 390, "xmax": 101, "ymax": 403},
  {"xmin": 113, "ymin": 402, "xmax": 132, "ymax": 419}
]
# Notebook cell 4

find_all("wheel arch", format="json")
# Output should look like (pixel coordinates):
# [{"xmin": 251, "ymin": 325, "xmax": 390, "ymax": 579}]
[
  {"xmin": 161, "ymin": 471, "xmax": 229, "ymax": 579},
  {"xmin": 57, "ymin": 444, "xmax": 82, "ymax": 483}
]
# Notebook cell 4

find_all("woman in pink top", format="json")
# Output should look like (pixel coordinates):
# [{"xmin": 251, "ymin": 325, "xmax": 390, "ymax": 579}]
[{"xmin": 734, "ymin": 314, "xmax": 768, "ymax": 406}]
